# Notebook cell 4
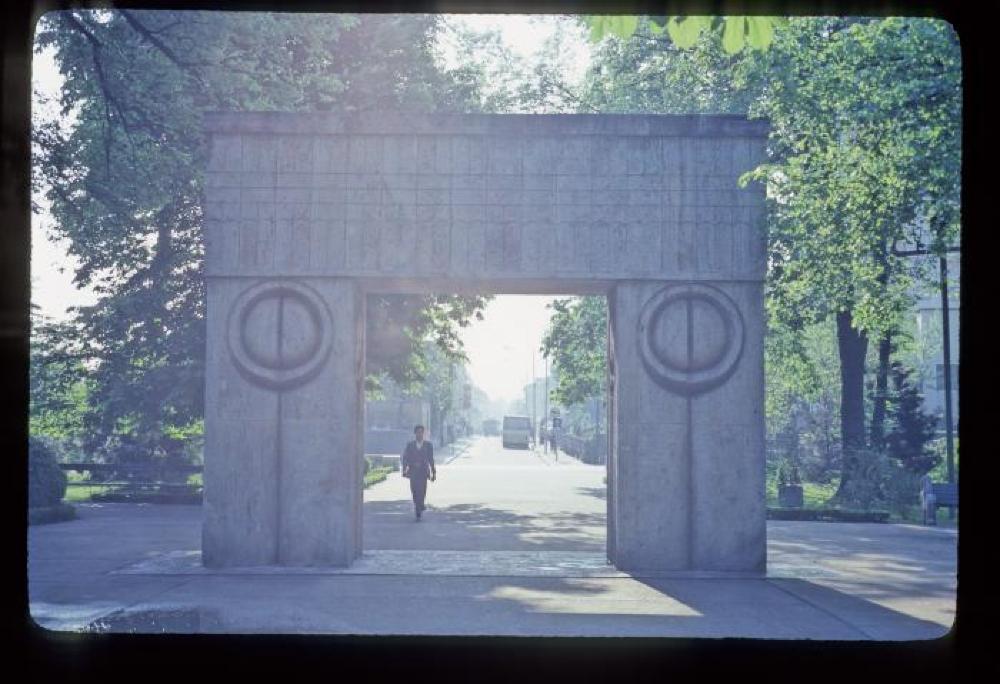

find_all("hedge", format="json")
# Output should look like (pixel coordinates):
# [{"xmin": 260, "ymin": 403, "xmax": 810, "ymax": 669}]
[
  {"xmin": 767, "ymin": 507, "xmax": 890, "ymax": 523},
  {"xmin": 29, "ymin": 437, "xmax": 68, "ymax": 508},
  {"xmin": 28, "ymin": 502, "xmax": 78, "ymax": 525}
]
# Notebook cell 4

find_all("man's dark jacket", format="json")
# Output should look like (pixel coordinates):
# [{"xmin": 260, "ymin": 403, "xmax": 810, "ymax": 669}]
[{"xmin": 402, "ymin": 440, "xmax": 434, "ymax": 480}]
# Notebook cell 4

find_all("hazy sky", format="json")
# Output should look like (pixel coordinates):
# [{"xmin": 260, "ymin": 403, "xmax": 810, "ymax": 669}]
[
  {"xmin": 459, "ymin": 295, "xmax": 560, "ymax": 404},
  {"xmin": 29, "ymin": 13, "xmax": 590, "ymax": 403}
]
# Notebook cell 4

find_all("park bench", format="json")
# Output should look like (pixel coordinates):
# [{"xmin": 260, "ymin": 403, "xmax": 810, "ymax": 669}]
[{"xmin": 920, "ymin": 475, "xmax": 958, "ymax": 525}]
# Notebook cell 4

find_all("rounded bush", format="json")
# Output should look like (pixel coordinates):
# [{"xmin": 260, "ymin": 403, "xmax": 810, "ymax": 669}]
[{"xmin": 29, "ymin": 436, "xmax": 67, "ymax": 508}]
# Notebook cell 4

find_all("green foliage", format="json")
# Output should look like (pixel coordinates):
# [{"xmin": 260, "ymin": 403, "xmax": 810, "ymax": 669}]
[
  {"xmin": 927, "ymin": 437, "xmax": 958, "ymax": 482},
  {"xmin": 586, "ymin": 15, "xmax": 640, "ymax": 43},
  {"xmin": 831, "ymin": 447, "xmax": 921, "ymax": 514},
  {"xmin": 410, "ymin": 341, "xmax": 471, "ymax": 444},
  {"xmin": 63, "ymin": 484, "xmax": 117, "ymax": 503},
  {"xmin": 765, "ymin": 319, "xmax": 839, "ymax": 432},
  {"xmin": 744, "ymin": 18, "xmax": 960, "ymax": 334},
  {"xmin": 557, "ymin": 18, "xmax": 960, "ymax": 499},
  {"xmin": 29, "ymin": 307, "xmax": 91, "ymax": 452},
  {"xmin": 766, "ymin": 319, "xmax": 842, "ymax": 483},
  {"xmin": 540, "ymin": 297, "xmax": 607, "ymax": 409},
  {"xmin": 363, "ymin": 466, "xmax": 393, "ymax": 489},
  {"xmin": 33, "ymin": 11, "xmax": 493, "ymax": 462},
  {"xmin": 366, "ymin": 293, "xmax": 491, "ymax": 394},
  {"xmin": 748, "ymin": 19, "xmax": 958, "ymax": 495},
  {"xmin": 29, "ymin": 436, "xmax": 68, "ymax": 507},
  {"xmin": 438, "ymin": 19, "xmax": 591, "ymax": 114},
  {"xmin": 885, "ymin": 362, "xmax": 941, "ymax": 475},
  {"xmin": 580, "ymin": 19, "xmax": 757, "ymax": 115},
  {"xmin": 585, "ymin": 15, "xmax": 787, "ymax": 54},
  {"xmin": 766, "ymin": 477, "xmax": 838, "ymax": 509}
]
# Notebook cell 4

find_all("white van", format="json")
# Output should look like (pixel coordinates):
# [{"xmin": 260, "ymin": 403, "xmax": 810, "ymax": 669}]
[{"xmin": 501, "ymin": 416, "xmax": 532, "ymax": 449}]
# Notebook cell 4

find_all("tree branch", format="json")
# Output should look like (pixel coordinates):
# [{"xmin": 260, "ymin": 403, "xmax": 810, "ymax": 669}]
[
  {"xmin": 60, "ymin": 12, "xmax": 136, "ymax": 166},
  {"xmin": 120, "ymin": 10, "xmax": 209, "ymax": 88}
]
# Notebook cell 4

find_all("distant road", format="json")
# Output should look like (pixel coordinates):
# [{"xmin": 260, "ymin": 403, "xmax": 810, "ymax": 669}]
[{"xmin": 363, "ymin": 435, "xmax": 607, "ymax": 551}]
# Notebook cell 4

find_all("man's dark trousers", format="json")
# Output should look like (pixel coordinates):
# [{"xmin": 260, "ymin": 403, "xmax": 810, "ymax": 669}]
[{"xmin": 410, "ymin": 476, "xmax": 428, "ymax": 515}]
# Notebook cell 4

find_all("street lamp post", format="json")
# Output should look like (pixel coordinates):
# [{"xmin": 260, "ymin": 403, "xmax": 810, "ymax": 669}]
[
  {"xmin": 531, "ymin": 351, "xmax": 537, "ymax": 445},
  {"xmin": 544, "ymin": 355, "xmax": 549, "ymax": 437},
  {"xmin": 893, "ymin": 240, "xmax": 959, "ymax": 492},
  {"xmin": 939, "ymin": 256, "xmax": 956, "ymax": 486}
]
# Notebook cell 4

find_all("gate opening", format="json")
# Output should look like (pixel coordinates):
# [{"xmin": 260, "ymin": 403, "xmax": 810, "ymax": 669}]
[{"xmin": 361, "ymin": 293, "xmax": 610, "ymax": 559}]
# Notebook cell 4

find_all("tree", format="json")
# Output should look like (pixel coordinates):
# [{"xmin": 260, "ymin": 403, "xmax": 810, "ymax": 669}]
[
  {"xmin": 540, "ymin": 296, "xmax": 608, "ymax": 429},
  {"xmin": 580, "ymin": 20, "xmax": 756, "ymax": 115},
  {"xmin": 438, "ymin": 17, "xmax": 591, "ymax": 114},
  {"xmin": 29, "ymin": 436, "xmax": 68, "ymax": 508},
  {"xmin": 575, "ymin": 17, "xmax": 960, "ymax": 499},
  {"xmin": 740, "ymin": 18, "xmax": 961, "ymax": 499},
  {"xmin": 766, "ymin": 319, "xmax": 843, "ymax": 484},
  {"xmin": 412, "ymin": 341, "xmax": 459, "ymax": 446},
  {"xmin": 32, "ymin": 10, "xmax": 494, "ymax": 460},
  {"xmin": 885, "ymin": 362, "xmax": 941, "ymax": 475},
  {"xmin": 366, "ymin": 292, "xmax": 490, "ymax": 395},
  {"xmin": 29, "ymin": 305, "xmax": 91, "ymax": 459},
  {"xmin": 584, "ymin": 15, "xmax": 787, "ymax": 54}
]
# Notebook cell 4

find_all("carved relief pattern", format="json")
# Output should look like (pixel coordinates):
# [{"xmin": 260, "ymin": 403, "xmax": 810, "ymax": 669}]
[
  {"xmin": 227, "ymin": 280, "xmax": 334, "ymax": 390},
  {"xmin": 637, "ymin": 283, "xmax": 744, "ymax": 396}
]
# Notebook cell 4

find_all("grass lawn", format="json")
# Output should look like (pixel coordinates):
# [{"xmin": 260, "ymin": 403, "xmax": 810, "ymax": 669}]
[
  {"xmin": 63, "ymin": 483, "xmax": 121, "ymax": 502},
  {"xmin": 62, "ymin": 469, "xmax": 205, "ymax": 503},
  {"xmin": 766, "ymin": 477, "xmax": 937, "ymax": 524},
  {"xmin": 63, "ymin": 468, "xmax": 390, "ymax": 503},
  {"xmin": 765, "ymin": 479, "xmax": 839, "ymax": 508}
]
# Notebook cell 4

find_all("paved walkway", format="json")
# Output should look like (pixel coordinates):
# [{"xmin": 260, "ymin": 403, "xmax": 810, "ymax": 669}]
[{"xmin": 28, "ymin": 437, "xmax": 956, "ymax": 639}]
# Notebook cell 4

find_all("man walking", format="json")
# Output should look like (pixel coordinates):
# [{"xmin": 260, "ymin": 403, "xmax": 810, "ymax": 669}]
[{"xmin": 401, "ymin": 425, "xmax": 436, "ymax": 521}]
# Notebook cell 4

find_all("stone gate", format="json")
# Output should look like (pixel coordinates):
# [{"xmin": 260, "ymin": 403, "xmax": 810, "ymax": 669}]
[{"xmin": 202, "ymin": 112, "xmax": 768, "ymax": 572}]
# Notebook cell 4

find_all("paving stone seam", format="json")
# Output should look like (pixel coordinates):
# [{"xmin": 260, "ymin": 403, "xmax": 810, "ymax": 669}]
[{"xmin": 764, "ymin": 578, "xmax": 875, "ymax": 640}]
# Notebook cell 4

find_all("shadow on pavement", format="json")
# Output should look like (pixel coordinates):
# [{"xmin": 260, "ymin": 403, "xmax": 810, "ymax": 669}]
[
  {"xmin": 469, "ymin": 574, "xmax": 950, "ymax": 640},
  {"xmin": 574, "ymin": 486, "xmax": 606, "ymax": 500},
  {"xmin": 364, "ymin": 499, "xmax": 606, "ymax": 552}
]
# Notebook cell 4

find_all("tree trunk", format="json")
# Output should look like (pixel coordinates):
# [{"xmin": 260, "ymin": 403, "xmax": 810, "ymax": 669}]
[
  {"xmin": 869, "ymin": 332, "xmax": 893, "ymax": 449},
  {"xmin": 868, "ymin": 236, "xmax": 892, "ymax": 451},
  {"xmin": 834, "ymin": 309, "xmax": 869, "ymax": 501}
]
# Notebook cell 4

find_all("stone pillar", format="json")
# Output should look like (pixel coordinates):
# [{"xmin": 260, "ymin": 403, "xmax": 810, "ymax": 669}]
[
  {"xmin": 203, "ymin": 277, "xmax": 364, "ymax": 567},
  {"xmin": 608, "ymin": 280, "xmax": 765, "ymax": 573}
]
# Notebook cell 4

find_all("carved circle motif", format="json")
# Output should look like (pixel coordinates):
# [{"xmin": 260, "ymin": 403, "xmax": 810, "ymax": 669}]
[
  {"xmin": 637, "ymin": 283, "xmax": 745, "ymax": 396},
  {"xmin": 227, "ymin": 280, "xmax": 334, "ymax": 391}
]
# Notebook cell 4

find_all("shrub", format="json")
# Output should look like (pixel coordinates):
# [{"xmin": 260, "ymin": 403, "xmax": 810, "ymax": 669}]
[
  {"xmin": 363, "ymin": 466, "xmax": 392, "ymax": 489},
  {"xmin": 29, "ymin": 436, "xmax": 68, "ymax": 508},
  {"xmin": 29, "ymin": 503, "xmax": 77, "ymax": 525},
  {"xmin": 767, "ymin": 507, "xmax": 890, "ymax": 523},
  {"xmin": 885, "ymin": 362, "xmax": 941, "ymax": 475},
  {"xmin": 836, "ymin": 448, "xmax": 893, "ymax": 511},
  {"xmin": 882, "ymin": 461, "xmax": 924, "ymax": 517}
]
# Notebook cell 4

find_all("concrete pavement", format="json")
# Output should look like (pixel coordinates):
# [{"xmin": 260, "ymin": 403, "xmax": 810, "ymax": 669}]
[{"xmin": 28, "ymin": 436, "xmax": 956, "ymax": 639}]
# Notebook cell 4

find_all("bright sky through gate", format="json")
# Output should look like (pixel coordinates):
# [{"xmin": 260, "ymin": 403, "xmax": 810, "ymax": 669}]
[{"xmin": 459, "ymin": 296, "xmax": 560, "ymax": 405}]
